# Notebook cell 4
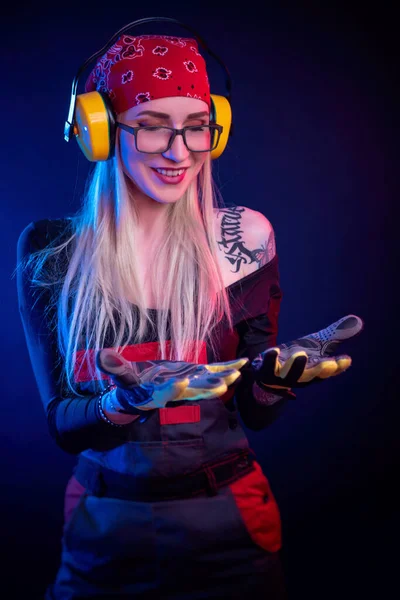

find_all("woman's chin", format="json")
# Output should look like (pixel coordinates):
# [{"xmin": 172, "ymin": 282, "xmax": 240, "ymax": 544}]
[
  {"xmin": 147, "ymin": 182, "xmax": 191, "ymax": 204},
  {"xmin": 127, "ymin": 173, "xmax": 192, "ymax": 205}
]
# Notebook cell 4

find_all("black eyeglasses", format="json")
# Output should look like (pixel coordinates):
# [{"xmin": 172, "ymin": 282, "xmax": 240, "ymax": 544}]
[{"xmin": 116, "ymin": 122, "xmax": 223, "ymax": 154}]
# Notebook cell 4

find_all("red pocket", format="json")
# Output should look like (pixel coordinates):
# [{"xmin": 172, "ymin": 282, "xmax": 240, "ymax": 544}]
[{"xmin": 229, "ymin": 461, "xmax": 282, "ymax": 552}]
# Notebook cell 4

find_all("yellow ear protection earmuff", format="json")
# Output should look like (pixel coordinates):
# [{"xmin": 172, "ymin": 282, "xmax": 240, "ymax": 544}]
[{"xmin": 64, "ymin": 17, "xmax": 233, "ymax": 162}]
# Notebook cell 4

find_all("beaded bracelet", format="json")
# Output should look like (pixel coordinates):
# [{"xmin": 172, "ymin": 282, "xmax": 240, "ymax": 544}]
[{"xmin": 98, "ymin": 383, "xmax": 123, "ymax": 428}]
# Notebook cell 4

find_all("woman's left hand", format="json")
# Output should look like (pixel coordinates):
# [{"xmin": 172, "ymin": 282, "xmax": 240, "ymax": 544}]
[{"xmin": 252, "ymin": 314, "xmax": 364, "ymax": 393}]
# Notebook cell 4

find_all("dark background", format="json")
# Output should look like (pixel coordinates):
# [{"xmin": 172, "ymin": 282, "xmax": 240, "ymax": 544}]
[{"xmin": 1, "ymin": 1, "xmax": 397, "ymax": 598}]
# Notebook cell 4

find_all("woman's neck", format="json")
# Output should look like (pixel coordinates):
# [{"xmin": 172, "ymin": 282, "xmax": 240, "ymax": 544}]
[{"xmin": 128, "ymin": 184, "xmax": 170, "ymax": 241}]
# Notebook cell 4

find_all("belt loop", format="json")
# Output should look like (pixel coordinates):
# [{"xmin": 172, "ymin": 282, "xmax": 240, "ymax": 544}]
[
  {"xmin": 204, "ymin": 466, "xmax": 218, "ymax": 496},
  {"xmin": 89, "ymin": 465, "xmax": 107, "ymax": 497}
]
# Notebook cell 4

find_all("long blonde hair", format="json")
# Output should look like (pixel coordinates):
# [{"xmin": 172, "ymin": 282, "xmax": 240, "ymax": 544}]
[{"xmin": 21, "ymin": 152, "xmax": 233, "ymax": 397}]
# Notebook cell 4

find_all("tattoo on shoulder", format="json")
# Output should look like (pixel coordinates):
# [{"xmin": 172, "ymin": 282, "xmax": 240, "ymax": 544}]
[
  {"xmin": 216, "ymin": 206, "xmax": 276, "ymax": 273},
  {"xmin": 252, "ymin": 232, "xmax": 276, "ymax": 267}
]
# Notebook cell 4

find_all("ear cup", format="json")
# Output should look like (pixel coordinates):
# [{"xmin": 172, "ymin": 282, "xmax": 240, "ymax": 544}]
[
  {"xmin": 210, "ymin": 94, "xmax": 232, "ymax": 160},
  {"xmin": 74, "ymin": 91, "xmax": 116, "ymax": 161}
]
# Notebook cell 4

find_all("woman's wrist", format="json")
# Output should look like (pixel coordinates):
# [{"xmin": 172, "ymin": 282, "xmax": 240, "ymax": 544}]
[
  {"xmin": 101, "ymin": 386, "xmax": 140, "ymax": 425},
  {"xmin": 252, "ymin": 381, "xmax": 295, "ymax": 405}
]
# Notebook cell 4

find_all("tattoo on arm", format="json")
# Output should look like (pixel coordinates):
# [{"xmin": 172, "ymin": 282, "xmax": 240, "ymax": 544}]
[
  {"xmin": 216, "ymin": 206, "xmax": 276, "ymax": 273},
  {"xmin": 252, "ymin": 231, "xmax": 276, "ymax": 267}
]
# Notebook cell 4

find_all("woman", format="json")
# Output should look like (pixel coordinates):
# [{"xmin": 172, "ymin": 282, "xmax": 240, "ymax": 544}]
[{"xmin": 16, "ymin": 28, "xmax": 363, "ymax": 599}]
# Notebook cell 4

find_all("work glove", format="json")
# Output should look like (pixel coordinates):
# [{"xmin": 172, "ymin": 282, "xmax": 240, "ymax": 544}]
[
  {"xmin": 250, "ymin": 314, "xmax": 364, "ymax": 405},
  {"xmin": 96, "ymin": 348, "xmax": 249, "ymax": 413}
]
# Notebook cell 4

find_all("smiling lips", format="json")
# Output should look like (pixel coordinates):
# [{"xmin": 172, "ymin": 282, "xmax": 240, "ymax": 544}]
[
  {"xmin": 151, "ymin": 167, "xmax": 188, "ymax": 185},
  {"xmin": 154, "ymin": 168, "xmax": 186, "ymax": 176}
]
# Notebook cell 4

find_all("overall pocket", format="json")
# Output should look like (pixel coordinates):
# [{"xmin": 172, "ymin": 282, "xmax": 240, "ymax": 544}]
[{"xmin": 126, "ymin": 436, "xmax": 206, "ymax": 479}]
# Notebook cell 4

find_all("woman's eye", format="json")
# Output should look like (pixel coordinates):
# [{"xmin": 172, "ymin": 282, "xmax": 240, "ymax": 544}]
[
  {"xmin": 188, "ymin": 121, "xmax": 209, "ymax": 129},
  {"xmin": 137, "ymin": 123, "xmax": 163, "ymax": 130}
]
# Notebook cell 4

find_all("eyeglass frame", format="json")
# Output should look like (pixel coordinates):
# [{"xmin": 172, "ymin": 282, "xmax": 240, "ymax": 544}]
[{"xmin": 116, "ymin": 122, "xmax": 223, "ymax": 154}]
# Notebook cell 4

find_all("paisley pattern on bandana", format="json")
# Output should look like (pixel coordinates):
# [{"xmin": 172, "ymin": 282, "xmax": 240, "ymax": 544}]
[
  {"xmin": 187, "ymin": 92, "xmax": 202, "ymax": 100},
  {"xmin": 122, "ymin": 70, "xmax": 133, "ymax": 84},
  {"xmin": 153, "ymin": 67, "xmax": 172, "ymax": 80},
  {"xmin": 153, "ymin": 46, "xmax": 168, "ymax": 56},
  {"xmin": 190, "ymin": 46, "xmax": 202, "ymax": 57},
  {"xmin": 164, "ymin": 36, "xmax": 187, "ymax": 47},
  {"xmin": 136, "ymin": 92, "xmax": 151, "ymax": 104},
  {"xmin": 184, "ymin": 60, "xmax": 198, "ymax": 73},
  {"xmin": 121, "ymin": 43, "xmax": 144, "ymax": 60},
  {"xmin": 85, "ymin": 34, "xmax": 210, "ymax": 113}
]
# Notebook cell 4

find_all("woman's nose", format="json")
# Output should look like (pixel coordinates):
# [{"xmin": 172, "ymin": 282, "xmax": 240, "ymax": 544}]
[{"xmin": 162, "ymin": 131, "xmax": 190, "ymax": 162}]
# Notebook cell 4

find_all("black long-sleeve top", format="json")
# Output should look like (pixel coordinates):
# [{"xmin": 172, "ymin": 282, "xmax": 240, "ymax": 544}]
[{"xmin": 16, "ymin": 218, "xmax": 289, "ymax": 454}]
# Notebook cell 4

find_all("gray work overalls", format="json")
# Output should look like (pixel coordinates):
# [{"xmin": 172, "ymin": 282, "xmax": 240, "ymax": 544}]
[{"xmin": 47, "ymin": 391, "xmax": 286, "ymax": 599}]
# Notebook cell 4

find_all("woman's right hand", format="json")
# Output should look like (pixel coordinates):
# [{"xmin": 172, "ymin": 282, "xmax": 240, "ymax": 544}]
[{"xmin": 96, "ymin": 349, "xmax": 249, "ymax": 413}]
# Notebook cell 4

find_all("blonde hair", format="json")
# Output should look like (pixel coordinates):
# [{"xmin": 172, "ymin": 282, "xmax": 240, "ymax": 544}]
[{"xmin": 21, "ymin": 151, "xmax": 233, "ymax": 397}]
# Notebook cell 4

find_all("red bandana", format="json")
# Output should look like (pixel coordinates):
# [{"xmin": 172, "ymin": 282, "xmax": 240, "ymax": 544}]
[{"xmin": 85, "ymin": 35, "xmax": 211, "ymax": 114}]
